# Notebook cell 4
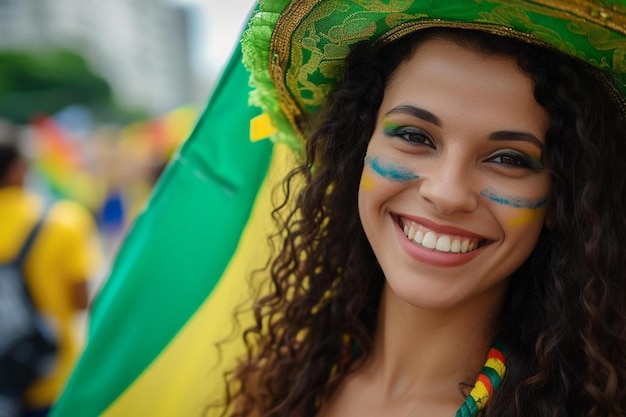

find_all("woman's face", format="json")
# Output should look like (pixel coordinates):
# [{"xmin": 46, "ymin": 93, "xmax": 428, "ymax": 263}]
[{"xmin": 358, "ymin": 38, "xmax": 552, "ymax": 312}]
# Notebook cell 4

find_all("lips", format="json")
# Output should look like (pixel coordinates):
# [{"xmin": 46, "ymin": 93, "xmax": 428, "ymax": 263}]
[{"xmin": 397, "ymin": 216, "xmax": 490, "ymax": 254}]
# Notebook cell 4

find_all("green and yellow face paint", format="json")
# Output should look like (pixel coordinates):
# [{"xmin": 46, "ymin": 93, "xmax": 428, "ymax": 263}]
[
  {"xmin": 526, "ymin": 154, "xmax": 545, "ymax": 172},
  {"xmin": 382, "ymin": 119, "xmax": 402, "ymax": 137}
]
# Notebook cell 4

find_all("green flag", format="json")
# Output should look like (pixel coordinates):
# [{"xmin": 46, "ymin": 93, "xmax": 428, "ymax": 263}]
[{"xmin": 51, "ymin": 41, "xmax": 273, "ymax": 417}]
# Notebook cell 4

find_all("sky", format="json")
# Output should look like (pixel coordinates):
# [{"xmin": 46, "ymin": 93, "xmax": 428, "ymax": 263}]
[{"xmin": 165, "ymin": 0, "xmax": 257, "ymax": 82}]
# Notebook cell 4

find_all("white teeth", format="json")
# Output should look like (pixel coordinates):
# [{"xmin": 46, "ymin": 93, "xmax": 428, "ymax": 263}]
[
  {"xmin": 402, "ymin": 220, "xmax": 482, "ymax": 254},
  {"xmin": 435, "ymin": 235, "xmax": 451, "ymax": 251},
  {"xmin": 422, "ymin": 231, "xmax": 437, "ymax": 249},
  {"xmin": 407, "ymin": 225, "xmax": 416, "ymax": 241}
]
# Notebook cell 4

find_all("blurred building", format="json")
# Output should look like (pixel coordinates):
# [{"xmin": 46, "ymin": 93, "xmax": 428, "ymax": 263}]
[{"xmin": 0, "ymin": 0, "xmax": 192, "ymax": 116}]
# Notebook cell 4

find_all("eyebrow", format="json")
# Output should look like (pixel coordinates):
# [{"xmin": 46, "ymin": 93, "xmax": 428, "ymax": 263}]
[
  {"xmin": 385, "ymin": 105, "xmax": 544, "ymax": 149},
  {"xmin": 489, "ymin": 131, "xmax": 544, "ymax": 149},
  {"xmin": 385, "ymin": 105, "xmax": 441, "ymax": 126}
]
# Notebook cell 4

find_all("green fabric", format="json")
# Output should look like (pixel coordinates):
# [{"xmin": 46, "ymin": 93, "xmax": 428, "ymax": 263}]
[
  {"xmin": 241, "ymin": 0, "xmax": 297, "ymax": 150},
  {"xmin": 50, "ymin": 42, "xmax": 273, "ymax": 417},
  {"xmin": 242, "ymin": 0, "xmax": 626, "ymax": 149}
]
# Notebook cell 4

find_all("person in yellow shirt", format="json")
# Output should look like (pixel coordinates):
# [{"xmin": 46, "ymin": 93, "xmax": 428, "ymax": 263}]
[{"xmin": 0, "ymin": 120, "xmax": 103, "ymax": 417}]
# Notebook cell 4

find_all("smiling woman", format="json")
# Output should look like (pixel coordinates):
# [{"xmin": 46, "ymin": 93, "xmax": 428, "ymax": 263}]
[
  {"xmin": 359, "ymin": 34, "xmax": 551, "ymax": 327},
  {"xmin": 213, "ymin": 1, "xmax": 626, "ymax": 416}
]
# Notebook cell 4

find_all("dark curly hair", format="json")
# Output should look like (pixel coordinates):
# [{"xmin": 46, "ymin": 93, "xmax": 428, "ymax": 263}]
[{"xmin": 220, "ymin": 28, "xmax": 626, "ymax": 417}]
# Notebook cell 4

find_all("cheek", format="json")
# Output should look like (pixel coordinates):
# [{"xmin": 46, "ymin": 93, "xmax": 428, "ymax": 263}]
[
  {"xmin": 360, "ymin": 169, "xmax": 376, "ymax": 191},
  {"xmin": 358, "ymin": 163, "xmax": 406, "ymax": 227},
  {"xmin": 359, "ymin": 156, "xmax": 419, "ymax": 205},
  {"xmin": 480, "ymin": 189, "xmax": 548, "ymax": 210},
  {"xmin": 358, "ymin": 168, "xmax": 384, "ymax": 220},
  {"xmin": 363, "ymin": 155, "xmax": 421, "ymax": 183},
  {"xmin": 358, "ymin": 171, "xmax": 375, "ymax": 238},
  {"xmin": 506, "ymin": 206, "xmax": 547, "ymax": 228},
  {"xmin": 480, "ymin": 188, "xmax": 550, "ymax": 231}
]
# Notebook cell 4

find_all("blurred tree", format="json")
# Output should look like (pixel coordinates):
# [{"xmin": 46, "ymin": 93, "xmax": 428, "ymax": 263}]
[{"xmin": 0, "ymin": 49, "xmax": 146, "ymax": 124}]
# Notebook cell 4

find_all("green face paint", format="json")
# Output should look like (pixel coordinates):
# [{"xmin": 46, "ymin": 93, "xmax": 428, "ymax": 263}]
[
  {"xmin": 382, "ymin": 119, "xmax": 402, "ymax": 136},
  {"xmin": 527, "ymin": 154, "xmax": 545, "ymax": 171},
  {"xmin": 364, "ymin": 156, "xmax": 419, "ymax": 183},
  {"xmin": 480, "ymin": 189, "xmax": 547, "ymax": 209}
]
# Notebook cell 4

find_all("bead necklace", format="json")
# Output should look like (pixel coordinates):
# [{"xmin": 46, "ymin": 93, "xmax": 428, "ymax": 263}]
[{"xmin": 455, "ymin": 341, "xmax": 507, "ymax": 417}]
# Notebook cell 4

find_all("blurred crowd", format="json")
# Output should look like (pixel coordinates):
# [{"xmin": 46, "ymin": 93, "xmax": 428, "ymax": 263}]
[
  {"xmin": 26, "ymin": 104, "xmax": 198, "ymax": 262},
  {"xmin": 0, "ymin": 104, "xmax": 198, "ymax": 417}
]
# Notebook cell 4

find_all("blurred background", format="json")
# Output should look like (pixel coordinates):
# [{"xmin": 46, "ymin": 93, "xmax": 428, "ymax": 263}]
[{"xmin": 0, "ymin": 0, "xmax": 256, "ymax": 294}]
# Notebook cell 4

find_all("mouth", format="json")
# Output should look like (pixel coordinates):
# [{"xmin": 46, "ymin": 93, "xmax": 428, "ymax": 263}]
[{"xmin": 397, "ymin": 216, "xmax": 490, "ymax": 254}]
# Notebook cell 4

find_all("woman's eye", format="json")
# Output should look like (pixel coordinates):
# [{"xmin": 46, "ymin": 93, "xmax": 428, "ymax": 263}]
[
  {"xmin": 387, "ymin": 127, "xmax": 435, "ymax": 147},
  {"xmin": 488, "ymin": 151, "xmax": 541, "ymax": 170}
]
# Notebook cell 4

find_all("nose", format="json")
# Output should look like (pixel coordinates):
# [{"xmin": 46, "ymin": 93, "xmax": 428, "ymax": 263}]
[{"xmin": 417, "ymin": 158, "xmax": 479, "ymax": 214}]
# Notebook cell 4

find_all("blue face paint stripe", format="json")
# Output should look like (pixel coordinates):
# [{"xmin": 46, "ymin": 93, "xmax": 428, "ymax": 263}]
[
  {"xmin": 480, "ymin": 189, "xmax": 547, "ymax": 209},
  {"xmin": 364, "ymin": 156, "xmax": 419, "ymax": 182}
]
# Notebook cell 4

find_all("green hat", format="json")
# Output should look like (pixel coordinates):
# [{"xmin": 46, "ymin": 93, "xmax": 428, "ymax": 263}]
[{"xmin": 241, "ymin": 0, "xmax": 626, "ymax": 151}]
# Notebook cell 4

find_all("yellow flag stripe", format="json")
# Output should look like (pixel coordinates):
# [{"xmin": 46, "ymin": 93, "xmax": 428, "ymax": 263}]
[{"xmin": 102, "ymin": 143, "xmax": 297, "ymax": 416}]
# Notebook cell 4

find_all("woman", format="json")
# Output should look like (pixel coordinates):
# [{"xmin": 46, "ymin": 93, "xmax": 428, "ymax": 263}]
[{"xmin": 220, "ymin": 1, "xmax": 626, "ymax": 415}]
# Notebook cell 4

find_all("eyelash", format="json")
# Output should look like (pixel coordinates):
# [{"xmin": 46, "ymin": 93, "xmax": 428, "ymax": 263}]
[
  {"xmin": 386, "ymin": 126, "xmax": 435, "ymax": 148},
  {"xmin": 486, "ymin": 151, "xmax": 541, "ymax": 171}
]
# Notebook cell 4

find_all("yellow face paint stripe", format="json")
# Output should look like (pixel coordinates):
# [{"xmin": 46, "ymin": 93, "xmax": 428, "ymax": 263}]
[
  {"xmin": 507, "ymin": 206, "xmax": 547, "ymax": 227},
  {"xmin": 360, "ymin": 170, "xmax": 375, "ymax": 191}
]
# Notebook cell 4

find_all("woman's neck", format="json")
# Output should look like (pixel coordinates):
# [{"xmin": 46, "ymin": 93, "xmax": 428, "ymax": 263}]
[
  {"xmin": 318, "ymin": 282, "xmax": 508, "ymax": 417},
  {"xmin": 362, "ymin": 283, "xmax": 505, "ymax": 402}
]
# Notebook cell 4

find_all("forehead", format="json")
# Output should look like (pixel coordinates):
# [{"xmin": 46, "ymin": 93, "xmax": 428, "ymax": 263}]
[
  {"xmin": 382, "ymin": 38, "xmax": 550, "ymax": 136},
  {"xmin": 387, "ymin": 38, "xmax": 530, "ymax": 99}
]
